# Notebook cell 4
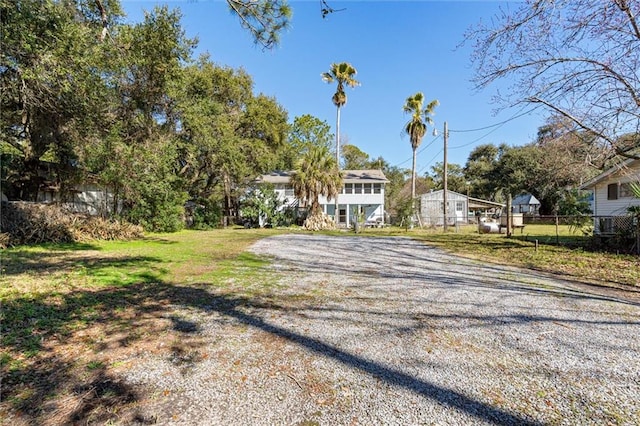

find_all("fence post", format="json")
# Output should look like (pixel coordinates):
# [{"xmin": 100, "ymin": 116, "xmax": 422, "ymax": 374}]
[{"xmin": 506, "ymin": 194, "xmax": 512, "ymax": 237}]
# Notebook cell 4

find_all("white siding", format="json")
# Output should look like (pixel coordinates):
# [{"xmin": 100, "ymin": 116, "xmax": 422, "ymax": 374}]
[
  {"xmin": 593, "ymin": 178, "xmax": 640, "ymax": 216},
  {"xmin": 419, "ymin": 190, "xmax": 469, "ymax": 225},
  {"xmin": 319, "ymin": 192, "xmax": 384, "ymax": 205}
]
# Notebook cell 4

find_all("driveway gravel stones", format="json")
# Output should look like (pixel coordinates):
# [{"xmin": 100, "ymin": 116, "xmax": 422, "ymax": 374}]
[{"xmin": 124, "ymin": 234, "xmax": 640, "ymax": 425}]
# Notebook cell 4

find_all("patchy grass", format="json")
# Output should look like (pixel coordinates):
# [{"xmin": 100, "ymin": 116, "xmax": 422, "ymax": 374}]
[
  {"xmin": 361, "ymin": 224, "xmax": 640, "ymax": 288},
  {"xmin": 1, "ymin": 224, "xmax": 638, "ymax": 424},
  {"xmin": 0, "ymin": 227, "xmax": 286, "ymax": 425}
]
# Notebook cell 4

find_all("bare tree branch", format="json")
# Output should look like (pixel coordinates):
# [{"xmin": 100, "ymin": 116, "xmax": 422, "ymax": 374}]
[{"xmin": 468, "ymin": 0, "xmax": 640, "ymax": 158}]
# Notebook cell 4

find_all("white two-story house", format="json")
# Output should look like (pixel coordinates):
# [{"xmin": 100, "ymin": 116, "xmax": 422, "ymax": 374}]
[{"xmin": 256, "ymin": 169, "xmax": 389, "ymax": 228}]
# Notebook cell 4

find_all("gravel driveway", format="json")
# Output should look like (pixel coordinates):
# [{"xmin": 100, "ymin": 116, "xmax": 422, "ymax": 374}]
[{"xmin": 125, "ymin": 234, "xmax": 640, "ymax": 425}]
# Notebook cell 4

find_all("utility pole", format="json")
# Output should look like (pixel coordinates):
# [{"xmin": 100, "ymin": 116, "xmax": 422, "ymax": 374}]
[{"xmin": 443, "ymin": 121, "xmax": 448, "ymax": 233}]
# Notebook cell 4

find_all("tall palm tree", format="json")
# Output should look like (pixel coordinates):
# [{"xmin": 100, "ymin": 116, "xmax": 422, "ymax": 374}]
[
  {"xmin": 291, "ymin": 145, "xmax": 342, "ymax": 217},
  {"xmin": 321, "ymin": 62, "xmax": 360, "ymax": 166},
  {"xmin": 403, "ymin": 92, "xmax": 439, "ymax": 201},
  {"xmin": 322, "ymin": 62, "xmax": 359, "ymax": 225}
]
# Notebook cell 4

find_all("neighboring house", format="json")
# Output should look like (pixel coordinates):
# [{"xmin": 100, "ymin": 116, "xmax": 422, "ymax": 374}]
[
  {"xmin": 256, "ymin": 169, "xmax": 389, "ymax": 228},
  {"xmin": 37, "ymin": 182, "xmax": 118, "ymax": 216},
  {"xmin": 2, "ymin": 160, "xmax": 118, "ymax": 216},
  {"xmin": 581, "ymin": 158, "xmax": 640, "ymax": 234},
  {"xmin": 418, "ymin": 190, "xmax": 504, "ymax": 226},
  {"xmin": 512, "ymin": 193, "xmax": 541, "ymax": 215}
]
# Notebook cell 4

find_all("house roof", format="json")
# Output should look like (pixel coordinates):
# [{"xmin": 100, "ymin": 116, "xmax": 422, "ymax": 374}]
[
  {"xmin": 257, "ymin": 169, "xmax": 389, "ymax": 184},
  {"xmin": 468, "ymin": 197, "xmax": 505, "ymax": 210},
  {"xmin": 580, "ymin": 158, "xmax": 640, "ymax": 189},
  {"xmin": 342, "ymin": 169, "xmax": 389, "ymax": 183},
  {"xmin": 512, "ymin": 193, "xmax": 540, "ymax": 206},
  {"xmin": 257, "ymin": 170, "xmax": 294, "ymax": 184}
]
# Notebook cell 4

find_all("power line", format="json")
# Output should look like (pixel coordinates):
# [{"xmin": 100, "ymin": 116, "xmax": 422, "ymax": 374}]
[
  {"xmin": 417, "ymin": 148, "xmax": 444, "ymax": 175},
  {"xmin": 394, "ymin": 134, "xmax": 441, "ymax": 168},
  {"xmin": 448, "ymin": 124, "xmax": 504, "ymax": 150},
  {"xmin": 392, "ymin": 105, "xmax": 537, "ymax": 168},
  {"xmin": 448, "ymin": 106, "xmax": 539, "ymax": 150},
  {"xmin": 449, "ymin": 107, "xmax": 537, "ymax": 133}
]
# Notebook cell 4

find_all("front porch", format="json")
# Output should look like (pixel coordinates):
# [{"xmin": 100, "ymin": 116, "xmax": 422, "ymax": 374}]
[{"xmin": 323, "ymin": 203, "xmax": 385, "ymax": 229}]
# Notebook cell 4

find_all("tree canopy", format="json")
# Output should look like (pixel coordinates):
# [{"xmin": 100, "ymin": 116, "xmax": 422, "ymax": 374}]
[
  {"xmin": 468, "ymin": 0, "xmax": 640, "ymax": 161},
  {"xmin": 1, "ymin": 0, "xmax": 293, "ymax": 231},
  {"xmin": 284, "ymin": 114, "xmax": 333, "ymax": 169},
  {"xmin": 403, "ymin": 92, "xmax": 438, "ymax": 201},
  {"xmin": 291, "ymin": 145, "xmax": 342, "ymax": 216}
]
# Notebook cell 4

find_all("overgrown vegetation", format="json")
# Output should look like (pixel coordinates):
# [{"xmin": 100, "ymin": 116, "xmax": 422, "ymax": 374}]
[
  {"xmin": 1, "ymin": 1, "xmax": 295, "ymax": 233},
  {"xmin": 0, "ymin": 202, "xmax": 143, "ymax": 247}
]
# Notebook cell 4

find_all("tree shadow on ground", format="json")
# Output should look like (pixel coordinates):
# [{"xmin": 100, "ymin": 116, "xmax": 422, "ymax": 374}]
[
  {"xmin": 258, "ymin": 235, "xmax": 640, "ymax": 307},
  {"xmin": 1, "ymin": 277, "xmax": 549, "ymax": 426},
  {"xmin": 1, "ymin": 279, "xmax": 217, "ymax": 425}
]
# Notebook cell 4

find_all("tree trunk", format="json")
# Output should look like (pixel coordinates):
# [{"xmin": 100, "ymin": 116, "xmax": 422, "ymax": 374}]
[
  {"xmin": 334, "ymin": 105, "xmax": 341, "ymax": 226},
  {"xmin": 411, "ymin": 147, "xmax": 417, "ymax": 201}
]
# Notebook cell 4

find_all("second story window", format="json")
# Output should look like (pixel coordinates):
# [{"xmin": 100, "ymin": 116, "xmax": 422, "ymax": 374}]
[
  {"xmin": 354, "ymin": 183, "xmax": 363, "ymax": 194},
  {"xmin": 344, "ymin": 183, "xmax": 353, "ymax": 194},
  {"xmin": 373, "ymin": 184, "xmax": 381, "ymax": 194},
  {"xmin": 364, "ymin": 184, "xmax": 372, "ymax": 194}
]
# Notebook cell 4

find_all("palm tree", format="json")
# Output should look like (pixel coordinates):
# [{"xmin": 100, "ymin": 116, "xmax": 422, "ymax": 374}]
[
  {"xmin": 291, "ymin": 145, "xmax": 342, "ymax": 217},
  {"xmin": 321, "ymin": 62, "xmax": 360, "ymax": 166},
  {"xmin": 322, "ymin": 62, "xmax": 359, "ymax": 225},
  {"xmin": 403, "ymin": 92, "xmax": 439, "ymax": 201}
]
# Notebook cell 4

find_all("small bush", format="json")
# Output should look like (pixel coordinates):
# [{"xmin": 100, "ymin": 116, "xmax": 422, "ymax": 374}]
[{"xmin": 189, "ymin": 199, "xmax": 222, "ymax": 230}]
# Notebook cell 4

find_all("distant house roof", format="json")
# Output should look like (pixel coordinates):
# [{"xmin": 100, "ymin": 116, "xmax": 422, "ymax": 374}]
[
  {"xmin": 512, "ymin": 194, "xmax": 540, "ymax": 206},
  {"xmin": 257, "ymin": 170, "xmax": 293, "ymax": 184},
  {"xmin": 257, "ymin": 169, "xmax": 389, "ymax": 184},
  {"xmin": 580, "ymin": 158, "xmax": 640, "ymax": 189}
]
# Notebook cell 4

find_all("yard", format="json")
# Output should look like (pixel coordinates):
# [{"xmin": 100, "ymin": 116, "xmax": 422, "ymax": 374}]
[{"xmin": 1, "ymin": 227, "xmax": 639, "ymax": 424}]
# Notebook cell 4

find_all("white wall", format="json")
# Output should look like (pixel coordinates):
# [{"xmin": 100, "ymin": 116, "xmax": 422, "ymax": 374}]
[{"xmin": 593, "ymin": 179, "xmax": 640, "ymax": 216}]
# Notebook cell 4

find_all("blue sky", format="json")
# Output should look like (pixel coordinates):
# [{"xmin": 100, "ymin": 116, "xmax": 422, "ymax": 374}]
[{"xmin": 121, "ymin": 0, "xmax": 545, "ymax": 173}]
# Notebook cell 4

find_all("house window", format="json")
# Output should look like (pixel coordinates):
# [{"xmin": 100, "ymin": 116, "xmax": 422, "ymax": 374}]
[
  {"xmin": 373, "ymin": 183, "xmax": 381, "ymax": 194},
  {"xmin": 456, "ymin": 201, "xmax": 464, "ymax": 212},
  {"xmin": 607, "ymin": 183, "xmax": 618, "ymax": 200},
  {"xmin": 339, "ymin": 208, "xmax": 347, "ymax": 224},
  {"xmin": 344, "ymin": 183, "xmax": 353, "ymax": 194},
  {"xmin": 354, "ymin": 183, "xmax": 363, "ymax": 194},
  {"xmin": 284, "ymin": 186, "xmax": 294, "ymax": 197},
  {"xmin": 620, "ymin": 183, "xmax": 634, "ymax": 198},
  {"xmin": 363, "ymin": 184, "xmax": 372, "ymax": 194}
]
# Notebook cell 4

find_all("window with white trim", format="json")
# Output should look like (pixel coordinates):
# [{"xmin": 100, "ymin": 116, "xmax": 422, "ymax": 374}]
[{"xmin": 344, "ymin": 183, "xmax": 353, "ymax": 194}]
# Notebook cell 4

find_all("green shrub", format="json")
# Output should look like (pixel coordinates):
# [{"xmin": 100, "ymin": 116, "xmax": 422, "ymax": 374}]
[{"xmin": 190, "ymin": 198, "xmax": 222, "ymax": 229}]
